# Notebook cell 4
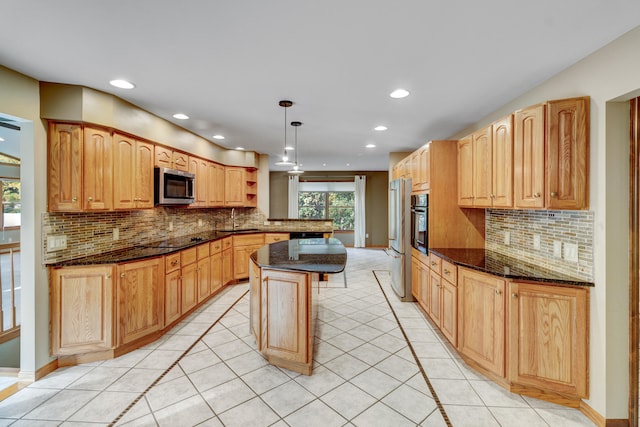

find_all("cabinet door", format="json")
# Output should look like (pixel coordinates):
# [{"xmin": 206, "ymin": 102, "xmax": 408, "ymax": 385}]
[
  {"xmin": 172, "ymin": 151, "xmax": 189, "ymax": 172},
  {"xmin": 222, "ymin": 248, "xmax": 233, "ymax": 285},
  {"xmin": 249, "ymin": 258, "xmax": 262, "ymax": 349},
  {"xmin": 189, "ymin": 157, "xmax": 209, "ymax": 207},
  {"xmin": 420, "ymin": 145, "xmax": 430, "ymax": 191},
  {"xmin": 428, "ymin": 270, "xmax": 442, "ymax": 324},
  {"xmin": 165, "ymin": 268, "xmax": 181, "ymax": 326},
  {"xmin": 458, "ymin": 267, "xmax": 506, "ymax": 377},
  {"xmin": 514, "ymin": 104, "xmax": 545, "ymax": 208},
  {"xmin": 155, "ymin": 146, "xmax": 173, "ymax": 168},
  {"xmin": 48, "ymin": 123, "xmax": 83, "ymax": 211},
  {"xmin": 261, "ymin": 269, "xmax": 309, "ymax": 364},
  {"xmin": 113, "ymin": 133, "xmax": 137, "ymax": 210},
  {"xmin": 546, "ymin": 97, "xmax": 589, "ymax": 210},
  {"xmin": 117, "ymin": 258, "xmax": 164, "ymax": 345},
  {"xmin": 225, "ymin": 166, "xmax": 245, "ymax": 206},
  {"xmin": 197, "ymin": 257, "xmax": 211, "ymax": 303},
  {"xmin": 134, "ymin": 141, "xmax": 154, "ymax": 208},
  {"xmin": 509, "ymin": 282, "xmax": 588, "ymax": 397},
  {"xmin": 210, "ymin": 251, "xmax": 223, "ymax": 293},
  {"xmin": 457, "ymin": 136, "xmax": 474, "ymax": 207},
  {"xmin": 50, "ymin": 265, "xmax": 115, "ymax": 355},
  {"xmin": 181, "ymin": 262, "xmax": 198, "ymax": 314},
  {"xmin": 440, "ymin": 279, "xmax": 457, "ymax": 347},
  {"xmin": 83, "ymin": 127, "xmax": 113, "ymax": 211},
  {"xmin": 411, "ymin": 257, "xmax": 421, "ymax": 301},
  {"xmin": 419, "ymin": 263, "xmax": 429, "ymax": 310},
  {"xmin": 491, "ymin": 115, "xmax": 513, "ymax": 208},
  {"xmin": 208, "ymin": 162, "xmax": 225, "ymax": 206},
  {"xmin": 472, "ymin": 126, "xmax": 492, "ymax": 207}
]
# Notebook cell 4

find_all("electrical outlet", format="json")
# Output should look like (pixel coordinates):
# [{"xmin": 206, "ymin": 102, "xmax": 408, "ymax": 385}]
[
  {"xmin": 365, "ymin": 233, "xmax": 369, "ymax": 238},
  {"xmin": 553, "ymin": 241, "xmax": 562, "ymax": 258},
  {"xmin": 112, "ymin": 228, "xmax": 119, "ymax": 241},
  {"xmin": 47, "ymin": 235, "xmax": 67, "ymax": 252},
  {"xmin": 197, "ymin": 219, "xmax": 203, "ymax": 227},
  {"xmin": 564, "ymin": 243, "xmax": 579, "ymax": 262},
  {"xmin": 503, "ymin": 231, "xmax": 510, "ymax": 245},
  {"xmin": 169, "ymin": 221, "xmax": 173, "ymax": 231},
  {"xmin": 533, "ymin": 234, "xmax": 541, "ymax": 250},
  {"xmin": 263, "ymin": 221, "xmax": 270, "ymax": 226}
]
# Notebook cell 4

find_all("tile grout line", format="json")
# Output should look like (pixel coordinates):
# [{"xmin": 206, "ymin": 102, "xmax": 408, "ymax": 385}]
[
  {"xmin": 108, "ymin": 288, "xmax": 249, "ymax": 427},
  {"xmin": 372, "ymin": 270, "xmax": 453, "ymax": 427}
]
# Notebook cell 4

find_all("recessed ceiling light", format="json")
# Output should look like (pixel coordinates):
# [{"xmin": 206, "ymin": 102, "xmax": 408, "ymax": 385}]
[
  {"xmin": 285, "ymin": 146, "xmax": 294, "ymax": 151},
  {"xmin": 366, "ymin": 144, "xmax": 376, "ymax": 148},
  {"xmin": 0, "ymin": 137, "xmax": 4, "ymax": 142},
  {"xmin": 212, "ymin": 134, "xmax": 225, "ymax": 140},
  {"xmin": 322, "ymin": 163, "xmax": 327, "ymax": 167},
  {"xmin": 346, "ymin": 163, "xmax": 351, "ymax": 167},
  {"xmin": 173, "ymin": 113, "xmax": 189, "ymax": 120},
  {"xmin": 390, "ymin": 88, "xmax": 410, "ymax": 99},
  {"xmin": 235, "ymin": 147, "xmax": 245, "ymax": 151},
  {"xmin": 374, "ymin": 125, "xmax": 387, "ymax": 131},
  {"xmin": 109, "ymin": 79, "xmax": 135, "ymax": 89}
]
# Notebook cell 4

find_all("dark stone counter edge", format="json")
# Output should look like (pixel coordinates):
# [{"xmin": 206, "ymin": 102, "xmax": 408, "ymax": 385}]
[
  {"xmin": 250, "ymin": 239, "xmax": 347, "ymax": 275},
  {"xmin": 48, "ymin": 230, "xmax": 330, "ymax": 267},
  {"xmin": 429, "ymin": 248, "xmax": 594, "ymax": 287}
]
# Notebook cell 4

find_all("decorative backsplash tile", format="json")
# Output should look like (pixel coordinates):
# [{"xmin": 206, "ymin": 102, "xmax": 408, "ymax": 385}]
[
  {"xmin": 42, "ymin": 207, "xmax": 333, "ymax": 264},
  {"xmin": 486, "ymin": 209, "xmax": 594, "ymax": 281}
]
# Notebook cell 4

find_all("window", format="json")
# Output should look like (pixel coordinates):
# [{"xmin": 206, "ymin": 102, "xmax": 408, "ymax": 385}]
[
  {"xmin": 1, "ymin": 180, "xmax": 20, "ymax": 229},
  {"xmin": 297, "ymin": 181, "xmax": 355, "ymax": 231}
]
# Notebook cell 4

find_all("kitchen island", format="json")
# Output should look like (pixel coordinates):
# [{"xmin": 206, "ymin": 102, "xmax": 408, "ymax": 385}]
[{"xmin": 249, "ymin": 238, "xmax": 347, "ymax": 375}]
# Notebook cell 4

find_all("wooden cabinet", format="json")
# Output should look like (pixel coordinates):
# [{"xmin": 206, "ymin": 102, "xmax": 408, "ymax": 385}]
[
  {"xmin": 210, "ymin": 240, "xmax": 223, "ymax": 294},
  {"xmin": 508, "ymin": 282, "xmax": 588, "ymax": 398},
  {"xmin": 233, "ymin": 234, "xmax": 265, "ymax": 280},
  {"xmin": 546, "ymin": 97, "xmax": 589, "ymax": 210},
  {"xmin": 440, "ymin": 275, "xmax": 457, "ymax": 346},
  {"xmin": 245, "ymin": 167, "xmax": 258, "ymax": 207},
  {"xmin": 514, "ymin": 103, "xmax": 546, "ymax": 209},
  {"xmin": 392, "ymin": 156, "xmax": 411, "ymax": 180},
  {"xmin": 458, "ymin": 115, "xmax": 513, "ymax": 208},
  {"xmin": 154, "ymin": 145, "xmax": 189, "ymax": 171},
  {"xmin": 189, "ymin": 156, "xmax": 209, "ymax": 208},
  {"xmin": 224, "ymin": 166, "xmax": 245, "ymax": 206},
  {"xmin": 180, "ymin": 247, "xmax": 198, "ymax": 314},
  {"xmin": 264, "ymin": 233, "xmax": 289, "ymax": 244},
  {"xmin": 164, "ymin": 253, "xmax": 182, "ymax": 326},
  {"xmin": 48, "ymin": 123, "xmax": 113, "ymax": 212},
  {"xmin": 221, "ymin": 237, "xmax": 234, "ymax": 285},
  {"xmin": 113, "ymin": 133, "xmax": 154, "ymax": 209},
  {"xmin": 207, "ymin": 162, "xmax": 225, "ymax": 207},
  {"xmin": 50, "ymin": 265, "xmax": 115, "ymax": 355},
  {"xmin": 197, "ymin": 244, "xmax": 211, "ymax": 302},
  {"xmin": 428, "ymin": 270, "xmax": 442, "ymax": 326},
  {"xmin": 249, "ymin": 258, "xmax": 262, "ymax": 349},
  {"xmin": 116, "ymin": 257, "xmax": 164, "ymax": 345},
  {"xmin": 411, "ymin": 144, "xmax": 430, "ymax": 192},
  {"xmin": 458, "ymin": 267, "xmax": 506, "ymax": 378}
]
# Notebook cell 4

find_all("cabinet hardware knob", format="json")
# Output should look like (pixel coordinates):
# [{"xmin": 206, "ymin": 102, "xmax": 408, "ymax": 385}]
[
  {"xmin": 72, "ymin": 196, "xmax": 77, "ymax": 202},
  {"xmin": 120, "ymin": 273, "xmax": 126, "ymax": 278},
  {"xmin": 171, "ymin": 260, "xmax": 178, "ymax": 266},
  {"xmin": 512, "ymin": 293, "xmax": 518, "ymax": 298},
  {"xmin": 444, "ymin": 269, "xmax": 450, "ymax": 275},
  {"xmin": 534, "ymin": 193, "xmax": 540, "ymax": 198},
  {"xmin": 551, "ymin": 192, "xmax": 558, "ymax": 197},
  {"xmin": 87, "ymin": 197, "xmax": 93, "ymax": 202},
  {"xmin": 495, "ymin": 288, "xmax": 502, "ymax": 295},
  {"xmin": 106, "ymin": 275, "xmax": 111, "ymax": 279}
]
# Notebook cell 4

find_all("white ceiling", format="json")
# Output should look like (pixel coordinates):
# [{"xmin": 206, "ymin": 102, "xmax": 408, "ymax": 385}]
[{"xmin": 1, "ymin": 1, "xmax": 639, "ymax": 171}]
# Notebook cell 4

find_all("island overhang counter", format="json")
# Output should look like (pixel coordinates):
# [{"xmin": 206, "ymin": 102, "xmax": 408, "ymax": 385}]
[{"xmin": 249, "ymin": 238, "xmax": 347, "ymax": 375}]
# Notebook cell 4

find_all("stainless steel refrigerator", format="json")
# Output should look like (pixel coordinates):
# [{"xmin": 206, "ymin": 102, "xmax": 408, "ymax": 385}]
[{"xmin": 387, "ymin": 178, "xmax": 414, "ymax": 302}]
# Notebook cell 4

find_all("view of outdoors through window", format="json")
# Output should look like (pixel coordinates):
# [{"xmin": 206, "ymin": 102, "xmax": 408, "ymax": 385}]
[
  {"xmin": 2, "ymin": 180, "xmax": 20, "ymax": 228},
  {"xmin": 298, "ymin": 191, "xmax": 355, "ymax": 230}
]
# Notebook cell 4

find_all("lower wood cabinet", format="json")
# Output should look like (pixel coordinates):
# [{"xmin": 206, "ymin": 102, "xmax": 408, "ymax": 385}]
[
  {"xmin": 457, "ymin": 267, "xmax": 506, "ymax": 378},
  {"xmin": 508, "ymin": 282, "xmax": 589, "ymax": 398},
  {"xmin": 116, "ymin": 257, "xmax": 164, "ymax": 345},
  {"xmin": 50, "ymin": 265, "xmax": 115, "ymax": 355},
  {"xmin": 233, "ymin": 234, "xmax": 265, "ymax": 280}
]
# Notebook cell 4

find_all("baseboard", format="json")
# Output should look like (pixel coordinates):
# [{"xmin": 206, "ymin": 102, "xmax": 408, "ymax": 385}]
[{"xmin": 580, "ymin": 400, "xmax": 630, "ymax": 427}]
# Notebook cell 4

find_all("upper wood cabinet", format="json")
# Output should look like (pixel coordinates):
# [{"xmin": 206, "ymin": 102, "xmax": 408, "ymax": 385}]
[
  {"xmin": 48, "ymin": 123, "xmax": 113, "ymax": 212},
  {"xmin": 208, "ymin": 162, "xmax": 225, "ymax": 207},
  {"xmin": 245, "ymin": 168, "xmax": 258, "ymax": 207},
  {"xmin": 154, "ymin": 145, "xmax": 189, "ymax": 171},
  {"xmin": 113, "ymin": 133, "xmax": 154, "ymax": 209},
  {"xmin": 411, "ymin": 144, "xmax": 430, "ymax": 192},
  {"xmin": 457, "ymin": 115, "xmax": 513, "ymax": 208},
  {"xmin": 224, "ymin": 166, "xmax": 245, "ymax": 206},
  {"xmin": 189, "ymin": 156, "xmax": 209, "ymax": 208},
  {"xmin": 392, "ymin": 156, "xmax": 411, "ymax": 180},
  {"xmin": 514, "ymin": 96, "xmax": 589, "ymax": 210}
]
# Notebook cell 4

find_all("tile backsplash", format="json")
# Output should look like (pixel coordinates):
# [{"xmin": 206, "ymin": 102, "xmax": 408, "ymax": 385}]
[
  {"xmin": 486, "ymin": 209, "xmax": 594, "ymax": 281},
  {"xmin": 42, "ymin": 207, "xmax": 333, "ymax": 264}
]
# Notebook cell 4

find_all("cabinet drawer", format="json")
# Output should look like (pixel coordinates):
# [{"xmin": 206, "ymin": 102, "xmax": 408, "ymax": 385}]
[
  {"xmin": 429, "ymin": 254, "xmax": 442, "ymax": 274},
  {"xmin": 197, "ymin": 243, "xmax": 210, "ymax": 260},
  {"xmin": 264, "ymin": 233, "xmax": 289, "ymax": 244},
  {"xmin": 210, "ymin": 239, "xmax": 223, "ymax": 254},
  {"xmin": 442, "ymin": 260, "xmax": 457, "ymax": 285},
  {"xmin": 181, "ymin": 247, "xmax": 197, "ymax": 266},
  {"xmin": 165, "ymin": 253, "xmax": 181, "ymax": 272},
  {"xmin": 233, "ymin": 233, "xmax": 264, "ymax": 247},
  {"xmin": 221, "ymin": 237, "xmax": 233, "ymax": 250}
]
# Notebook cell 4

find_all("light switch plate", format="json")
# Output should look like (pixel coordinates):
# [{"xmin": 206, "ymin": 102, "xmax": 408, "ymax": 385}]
[
  {"xmin": 533, "ymin": 234, "xmax": 541, "ymax": 250},
  {"xmin": 503, "ymin": 231, "xmax": 510, "ymax": 245},
  {"xmin": 564, "ymin": 243, "xmax": 579, "ymax": 262},
  {"xmin": 47, "ymin": 235, "xmax": 67, "ymax": 252},
  {"xmin": 553, "ymin": 241, "xmax": 562, "ymax": 257}
]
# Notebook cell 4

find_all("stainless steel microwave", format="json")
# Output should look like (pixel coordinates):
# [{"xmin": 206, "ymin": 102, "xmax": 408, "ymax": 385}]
[{"xmin": 154, "ymin": 167, "xmax": 195, "ymax": 205}]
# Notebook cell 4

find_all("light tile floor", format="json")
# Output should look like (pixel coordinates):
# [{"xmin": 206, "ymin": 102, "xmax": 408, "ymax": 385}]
[{"xmin": 0, "ymin": 248, "xmax": 596, "ymax": 426}]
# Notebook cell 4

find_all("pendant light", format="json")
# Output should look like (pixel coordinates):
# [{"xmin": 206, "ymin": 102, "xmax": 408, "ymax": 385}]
[
  {"xmin": 275, "ymin": 100, "xmax": 294, "ymax": 166},
  {"xmin": 288, "ymin": 121, "xmax": 304, "ymax": 174}
]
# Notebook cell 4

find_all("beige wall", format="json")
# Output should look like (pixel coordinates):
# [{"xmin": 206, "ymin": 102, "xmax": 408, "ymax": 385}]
[
  {"xmin": 448, "ymin": 25, "xmax": 640, "ymax": 419},
  {"xmin": 269, "ymin": 171, "xmax": 389, "ymax": 247},
  {"xmin": 0, "ymin": 65, "xmax": 50, "ymax": 379}
]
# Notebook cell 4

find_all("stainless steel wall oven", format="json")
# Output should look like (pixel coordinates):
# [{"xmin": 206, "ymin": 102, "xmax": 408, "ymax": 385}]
[{"xmin": 411, "ymin": 193, "xmax": 428, "ymax": 254}]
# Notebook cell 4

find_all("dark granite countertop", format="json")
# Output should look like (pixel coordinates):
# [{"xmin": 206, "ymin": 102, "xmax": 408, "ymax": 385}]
[
  {"xmin": 429, "ymin": 248, "xmax": 594, "ymax": 287},
  {"xmin": 251, "ymin": 238, "xmax": 347, "ymax": 274}
]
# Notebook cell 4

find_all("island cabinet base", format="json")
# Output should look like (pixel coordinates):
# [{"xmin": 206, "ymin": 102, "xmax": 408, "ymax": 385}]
[{"xmin": 250, "ymin": 259, "xmax": 315, "ymax": 375}]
